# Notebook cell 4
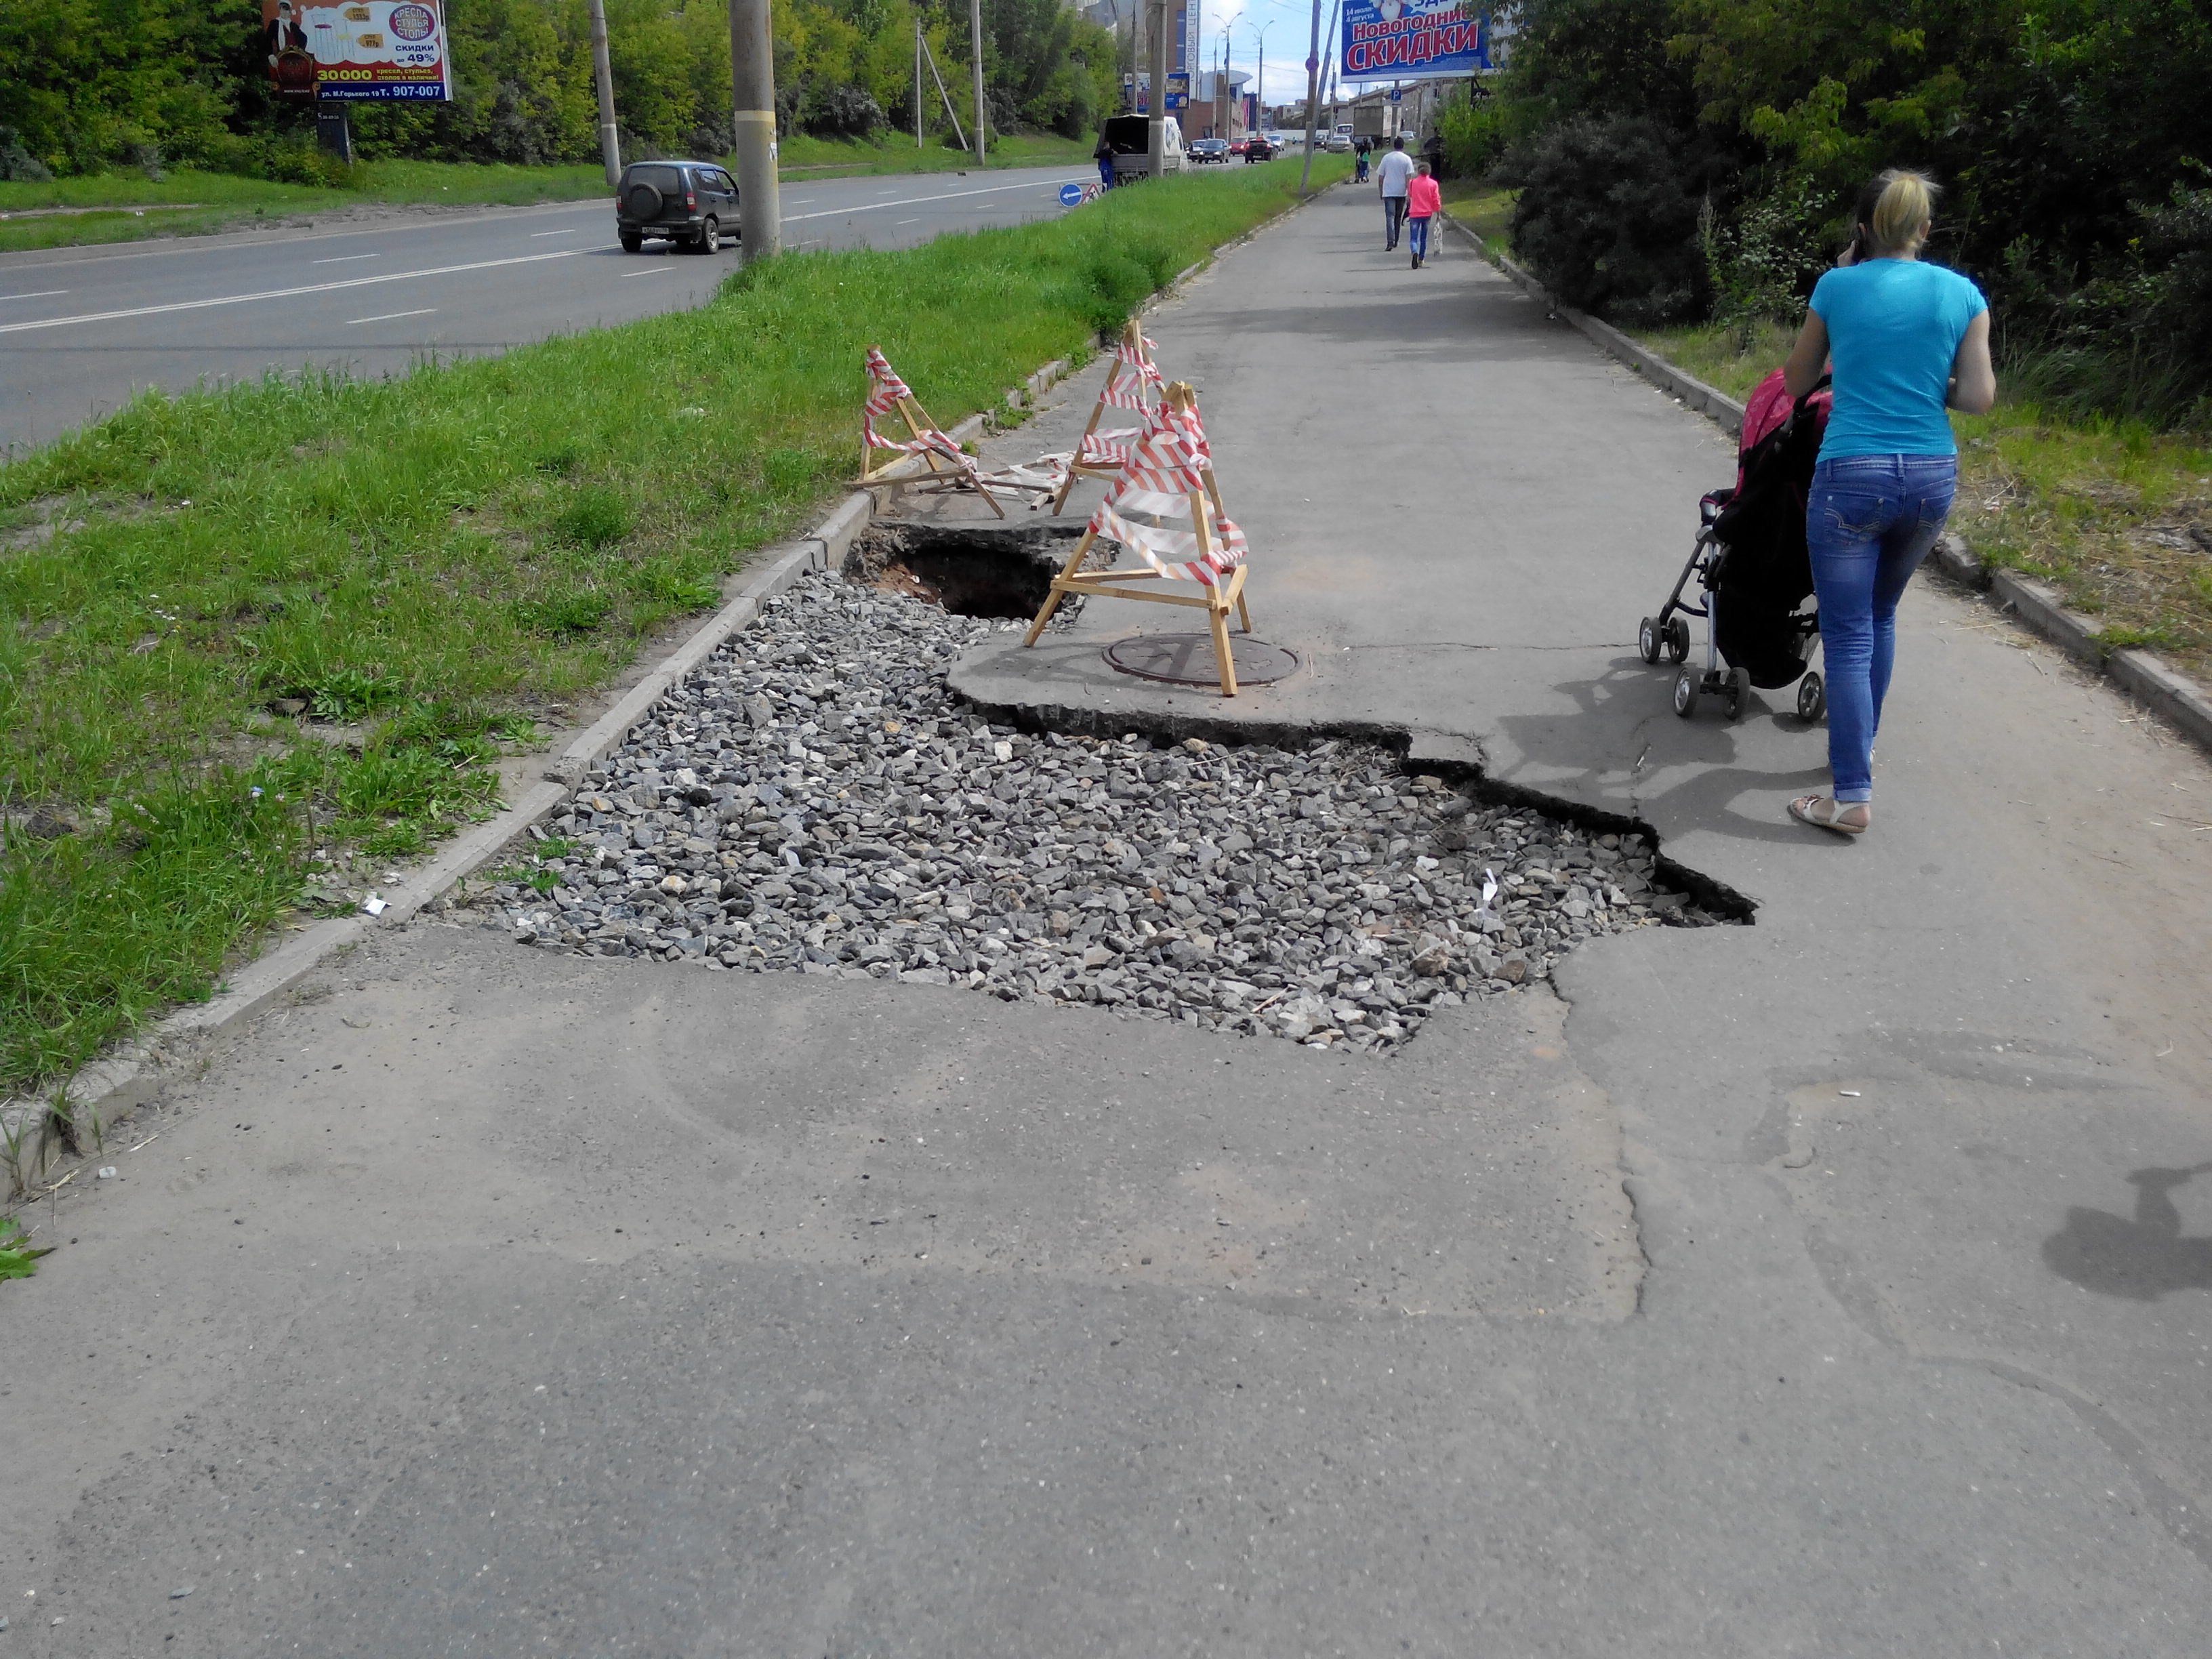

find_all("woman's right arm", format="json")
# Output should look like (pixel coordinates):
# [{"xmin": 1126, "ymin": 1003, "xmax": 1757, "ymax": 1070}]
[
  {"xmin": 1948, "ymin": 310, "xmax": 1996, "ymax": 415},
  {"xmin": 1783, "ymin": 310, "xmax": 1829, "ymax": 400}
]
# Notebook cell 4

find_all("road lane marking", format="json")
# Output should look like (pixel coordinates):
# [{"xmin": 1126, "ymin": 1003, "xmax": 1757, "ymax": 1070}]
[
  {"xmin": 620, "ymin": 265, "xmax": 678, "ymax": 277},
  {"xmin": 346, "ymin": 308, "xmax": 437, "ymax": 325},
  {"xmin": 0, "ymin": 247, "xmax": 605, "ymax": 336},
  {"xmin": 781, "ymin": 176, "xmax": 1088, "ymax": 224},
  {"xmin": 896, "ymin": 218, "xmax": 920, "ymax": 226},
  {"xmin": 1, "ymin": 289, "xmax": 68, "ymax": 301},
  {"xmin": 312, "ymin": 253, "xmax": 379, "ymax": 264},
  {"xmin": 529, "ymin": 228, "xmax": 578, "ymax": 237}
]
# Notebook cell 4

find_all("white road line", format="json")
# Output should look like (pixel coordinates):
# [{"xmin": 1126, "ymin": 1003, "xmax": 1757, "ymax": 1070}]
[
  {"xmin": 786, "ymin": 198, "xmax": 815, "ymax": 205},
  {"xmin": 529, "ymin": 228, "xmax": 578, "ymax": 237},
  {"xmin": 1, "ymin": 288, "xmax": 68, "ymax": 302},
  {"xmin": 781, "ymin": 176, "xmax": 1088, "ymax": 224},
  {"xmin": 620, "ymin": 265, "xmax": 677, "ymax": 277},
  {"xmin": 312, "ymin": 253, "xmax": 379, "ymax": 264},
  {"xmin": 0, "ymin": 247, "xmax": 604, "ymax": 336},
  {"xmin": 0, "ymin": 198, "xmax": 613, "ymax": 271},
  {"xmin": 895, "ymin": 218, "xmax": 921, "ymax": 226},
  {"xmin": 346, "ymin": 308, "xmax": 436, "ymax": 326}
]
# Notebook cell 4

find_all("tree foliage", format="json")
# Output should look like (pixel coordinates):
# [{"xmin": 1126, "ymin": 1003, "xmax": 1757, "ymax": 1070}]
[
  {"xmin": 1485, "ymin": 0, "xmax": 2212, "ymax": 417},
  {"xmin": 0, "ymin": 0, "xmax": 1119, "ymax": 175}
]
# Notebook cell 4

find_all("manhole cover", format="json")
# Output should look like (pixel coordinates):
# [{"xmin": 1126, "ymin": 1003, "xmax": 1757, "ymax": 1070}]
[{"xmin": 1103, "ymin": 632, "xmax": 1301, "ymax": 687}]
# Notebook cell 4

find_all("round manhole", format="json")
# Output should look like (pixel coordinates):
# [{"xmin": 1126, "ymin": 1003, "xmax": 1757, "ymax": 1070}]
[{"xmin": 1103, "ymin": 632, "xmax": 1301, "ymax": 687}]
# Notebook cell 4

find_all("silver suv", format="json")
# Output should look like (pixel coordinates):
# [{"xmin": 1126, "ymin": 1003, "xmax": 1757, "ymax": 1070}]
[{"xmin": 616, "ymin": 161, "xmax": 739, "ymax": 254}]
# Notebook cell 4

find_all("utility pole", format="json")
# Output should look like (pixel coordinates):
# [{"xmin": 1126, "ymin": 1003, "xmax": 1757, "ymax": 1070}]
[
  {"xmin": 970, "ymin": 0, "xmax": 987, "ymax": 165},
  {"xmin": 1298, "ymin": 0, "xmax": 1323, "ymax": 194},
  {"xmin": 1146, "ymin": 0, "xmax": 1169, "ymax": 178},
  {"xmin": 915, "ymin": 20, "xmax": 924, "ymax": 149},
  {"xmin": 588, "ymin": 0, "xmax": 620, "ymax": 188},
  {"xmin": 729, "ymin": 0, "xmax": 780, "ymax": 262}
]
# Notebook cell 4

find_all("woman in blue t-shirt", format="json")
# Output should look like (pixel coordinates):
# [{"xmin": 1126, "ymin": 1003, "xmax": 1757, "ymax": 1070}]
[{"xmin": 1780, "ymin": 169, "xmax": 1996, "ymax": 836}]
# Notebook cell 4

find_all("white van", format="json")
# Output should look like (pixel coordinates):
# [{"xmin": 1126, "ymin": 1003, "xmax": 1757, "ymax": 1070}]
[{"xmin": 1101, "ymin": 115, "xmax": 1187, "ymax": 182}]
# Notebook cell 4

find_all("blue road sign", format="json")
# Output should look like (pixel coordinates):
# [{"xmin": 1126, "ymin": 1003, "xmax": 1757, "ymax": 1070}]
[{"xmin": 1059, "ymin": 182, "xmax": 1085, "ymax": 207}]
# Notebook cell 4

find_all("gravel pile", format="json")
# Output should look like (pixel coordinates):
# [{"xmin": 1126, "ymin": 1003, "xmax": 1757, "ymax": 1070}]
[{"xmin": 472, "ymin": 571, "xmax": 1709, "ymax": 1052}]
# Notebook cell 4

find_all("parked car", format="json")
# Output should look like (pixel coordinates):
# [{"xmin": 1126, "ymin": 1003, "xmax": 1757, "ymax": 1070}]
[
  {"xmin": 1100, "ymin": 114, "xmax": 1188, "ymax": 182},
  {"xmin": 616, "ymin": 160, "xmax": 737, "ymax": 253},
  {"xmin": 1189, "ymin": 137, "xmax": 1230, "ymax": 164},
  {"xmin": 1244, "ymin": 135, "xmax": 1276, "ymax": 163}
]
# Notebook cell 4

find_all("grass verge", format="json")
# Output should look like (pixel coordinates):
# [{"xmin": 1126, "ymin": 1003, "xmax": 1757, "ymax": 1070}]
[
  {"xmin": 0, "ymin": 157, "xmax": 1346, "ymax": 1093},
  {"xmin": 0, "ymin": 138, "xmax": 1096, "ymax": 253}
]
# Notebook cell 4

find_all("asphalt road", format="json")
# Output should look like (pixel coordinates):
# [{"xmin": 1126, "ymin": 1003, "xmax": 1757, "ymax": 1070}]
[{"xmin": 0, "ymin": 163, "xmax": 1090, "ymax": 456}]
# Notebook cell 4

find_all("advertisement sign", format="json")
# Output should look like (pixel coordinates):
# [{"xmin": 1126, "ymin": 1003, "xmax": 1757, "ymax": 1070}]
[
  {"xmin": 264, "ymin": 0, "xmax": 453, "ymax": 102},
  {"xmin": 1339, "ymin": 1, "xmax": 1492, "ymax": 82},
  {"xmin": 1165, "ymin": 72, "xmax": 1189, "ymax": 113}
]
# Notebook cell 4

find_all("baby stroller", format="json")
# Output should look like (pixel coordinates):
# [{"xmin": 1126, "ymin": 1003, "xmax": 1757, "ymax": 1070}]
[{"xmin": 1638, "ymin": 370, "xmax": 1833, "ymax": 722}]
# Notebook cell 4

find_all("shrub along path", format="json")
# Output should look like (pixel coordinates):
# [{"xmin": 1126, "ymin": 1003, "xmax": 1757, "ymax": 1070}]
[{"xmin": 0, "ymin": 159, "xmax": 1347, "ymax": 1096}]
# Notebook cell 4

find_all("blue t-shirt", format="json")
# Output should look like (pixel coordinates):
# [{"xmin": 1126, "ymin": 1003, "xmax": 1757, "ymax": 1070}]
[{"xmin": 1809, "ymin": 260, "xmax": 1987, "ymax": 459}]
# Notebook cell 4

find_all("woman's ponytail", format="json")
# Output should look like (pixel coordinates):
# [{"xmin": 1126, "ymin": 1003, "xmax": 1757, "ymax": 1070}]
[{"xmin": 1853, "ymin": 168, "xmax": 1938, "ymax": 257}]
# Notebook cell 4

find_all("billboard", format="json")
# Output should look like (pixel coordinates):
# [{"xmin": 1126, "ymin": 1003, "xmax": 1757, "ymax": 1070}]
[
  {"xmin": 264, "ymin": 1, "xmax": 453, "ymax": 102},
  {"xmin": 1340, "ymin": 1, "xmax": 1492, "ymax": 82}
]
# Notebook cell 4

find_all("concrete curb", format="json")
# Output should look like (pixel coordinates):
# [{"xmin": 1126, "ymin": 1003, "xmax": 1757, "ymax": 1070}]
[
  {"xmin": 1440, "ymin": 209, "xmax": 2212, "ymax": 764},
  {"xmin": 0, "ymin": 221, "xmax": 1254, "ymax": 1188}
]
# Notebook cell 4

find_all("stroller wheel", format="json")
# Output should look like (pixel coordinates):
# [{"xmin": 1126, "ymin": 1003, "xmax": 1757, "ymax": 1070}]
[
  {"xmin": 1727, "ymin": 667, "xmax": 1751, "ymax": 722},
  {"xmin": 1665, "ymin": 615, "xmax": 1691, "ymax": 663},
  {"xmin": 1638, "ymin": 616, "xmax": 1662, "ymax": 664},
  {"xmin": 1796, "ymin": 670, "xmax": 1826, "ymax": 723},
  {"xmin": 1672, "ymin": 668, "xmax": 1698, "ymax": 718}
]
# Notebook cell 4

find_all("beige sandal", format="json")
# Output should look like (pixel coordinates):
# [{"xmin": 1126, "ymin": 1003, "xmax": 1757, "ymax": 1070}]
[{"xmin": 1789, "ymin": 794, "xmax": 1870, "ymax": 836}]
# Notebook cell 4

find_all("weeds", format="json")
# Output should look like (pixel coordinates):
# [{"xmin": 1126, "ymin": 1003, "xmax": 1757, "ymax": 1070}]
[
  {"xmin": 0, "ymin": 1213, "xmax": 52, "ymax": 1279},
  {"xmin": 0, "ymin": 161, "xmax": 1343, "ymax": 1093}
]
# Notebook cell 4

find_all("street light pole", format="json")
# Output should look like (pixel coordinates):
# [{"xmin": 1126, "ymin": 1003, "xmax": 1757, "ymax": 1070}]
[
  {"xmin": 587, "ymin": 0, "xmax": 620, "ymax": 188},
  {"xmin": 1248, "ymin": 18, "xmax": 1273, "ymax": 137},
  {"xmin": 1146, "ymin": 0, "xmax": 1168, "ymax": 179},
  {"xmin": 1298, "ymin": 0, "xmax": 1323, "ymax": 194},
  {"xmin": 729, "ymin": 0, "xmax": 781, "ymax": 262},
  {"xmin": 970, "ymin": 0, "xmax": 987, "ymax": 165}
]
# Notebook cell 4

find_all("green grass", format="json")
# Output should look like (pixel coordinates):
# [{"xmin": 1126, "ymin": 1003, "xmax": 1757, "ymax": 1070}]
[
  {"xmin": 1439, "ymin": 182, "xmax": 1514, "ymax": 258},
  {"xmin": 0, "ymin": 157, "xmax": 1345, "ymax": 1092},
  {"xmin": 0, "ymin": 159, "xmax": 615, "ymax": 252},
  {"xmin": 0, "ymin": 138, "xmax": 1097, "ymax": 253},
  {"xmin": 0, "ymin": 1213, "xmax": 54, "ymax": 1279}
]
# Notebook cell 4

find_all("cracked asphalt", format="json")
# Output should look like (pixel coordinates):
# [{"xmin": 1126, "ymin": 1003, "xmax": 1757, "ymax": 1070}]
[{"xmin": 3, "ymin": 184, "xmax": 2211, "ymax": 1654}]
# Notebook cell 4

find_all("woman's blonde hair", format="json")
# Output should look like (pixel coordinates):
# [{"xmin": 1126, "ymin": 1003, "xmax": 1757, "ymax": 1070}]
[{"xmin": 1856, "ymin": 168, "xmax": 1938, "ymax": 256}]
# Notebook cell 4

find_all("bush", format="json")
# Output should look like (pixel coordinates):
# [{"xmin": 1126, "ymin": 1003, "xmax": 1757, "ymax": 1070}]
[
  {"xmin": 1498, "ymin": 116, "xmax": 1708, "ymax": 325},
  {"xmin": 0, "ymin": 125, "xmax": 53, "ymax": 183},
  {"xmin": 810, "ymin": 86, "xmax": 887, "ymax": 140}
]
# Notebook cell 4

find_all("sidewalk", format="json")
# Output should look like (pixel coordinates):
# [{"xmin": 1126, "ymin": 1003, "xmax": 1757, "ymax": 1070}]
[{"xmin": 3, "ymin": 182, "xmax": 2210, "ymax": 1654}]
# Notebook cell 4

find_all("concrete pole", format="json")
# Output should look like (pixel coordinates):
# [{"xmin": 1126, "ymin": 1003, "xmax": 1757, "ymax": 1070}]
[
  {"xmin": 1298, "ymin": 0, "xmax": 1323, "ymax": 194},
  {"xmin": 970, "ymin": 0, "xmax": 987, "ymax": 165},
  {"xmin": 729, "ymin": 0, "xmax": 781, "ymax": 262},
  {"xmin": 1146, "ymin": 0, "xmax": 1168, "ymax": 178},
  {"xmin": 588, "ymin": 0, "xmax": 620, "ymax": 188},
  {"xmin": 916, "ymin": 20, "xmax": 924, "ymax": 149}
]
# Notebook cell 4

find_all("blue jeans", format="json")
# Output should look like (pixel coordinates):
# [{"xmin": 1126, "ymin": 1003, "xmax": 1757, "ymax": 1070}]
[
  {"xmin": 1408, "ymin": 214, "xmax": 1431, "ymax": 261},
  {"xmin": 1382, "ymin": 195, "xmax": 1406, "ymax": 248},
  {"xmin": 1805, "ymin": 454, "xmax": 1958, "ymax": 802}
]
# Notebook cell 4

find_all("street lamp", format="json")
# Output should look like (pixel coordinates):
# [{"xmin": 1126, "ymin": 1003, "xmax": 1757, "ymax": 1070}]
[{"xmin": 1248, "ymin": 17, "xmax": 1275, "ymax": 132}]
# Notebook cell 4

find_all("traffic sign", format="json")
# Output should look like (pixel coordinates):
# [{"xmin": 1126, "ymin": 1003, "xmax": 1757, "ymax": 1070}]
[{"xmin": 1059, "ymin": 182, "xmax": 1085, "ymax": 207}]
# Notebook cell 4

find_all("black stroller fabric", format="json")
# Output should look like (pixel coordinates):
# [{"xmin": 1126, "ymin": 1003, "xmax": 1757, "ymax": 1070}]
[{"xmin": 1709, "ymin": 386, "xmax": 1827, "ymax": 689}]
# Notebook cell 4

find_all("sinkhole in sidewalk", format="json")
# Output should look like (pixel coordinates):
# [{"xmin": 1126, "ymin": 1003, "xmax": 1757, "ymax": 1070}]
[
  {"xmin": 845, "ymin": 521, "xmax": 1086, "ymax": 621},
  {"xmin": 477, "ymin": 568, "xmax": 1738, "ymax": 1055}
]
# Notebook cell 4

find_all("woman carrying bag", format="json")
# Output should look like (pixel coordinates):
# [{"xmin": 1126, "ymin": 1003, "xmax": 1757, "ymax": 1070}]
[{"xmin": 1782, "ymin": 169, "xmax": 1997, "ymax": 836}]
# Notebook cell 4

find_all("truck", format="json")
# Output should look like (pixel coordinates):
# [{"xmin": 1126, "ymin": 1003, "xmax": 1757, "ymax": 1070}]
[{"xmin": 1099, "ymin": 115, "xmax": 1188, "ymax": 183}]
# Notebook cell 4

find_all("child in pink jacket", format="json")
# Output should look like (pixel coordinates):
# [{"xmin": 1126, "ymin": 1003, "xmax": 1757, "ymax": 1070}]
[{"xmin": 1406, "ymin": 163, "xmax": 1442, "ymax": 268}]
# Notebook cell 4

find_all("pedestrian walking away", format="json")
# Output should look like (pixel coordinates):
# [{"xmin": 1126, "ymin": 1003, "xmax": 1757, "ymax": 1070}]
[
  {"xmin": 1781, "ymin": 167, "xmax": 1996, "ymax": 836},
  {"xmin": 1354, "ymin": 137, "xmax": 1371, "ymax": 183},
  {"xmin": 1376, "ymin": 136, "xmax": 1414, "ymax": 251},
  {"xmin": 1405, "ymin": 161, "xmax": 1441, "ymax": 268}
]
